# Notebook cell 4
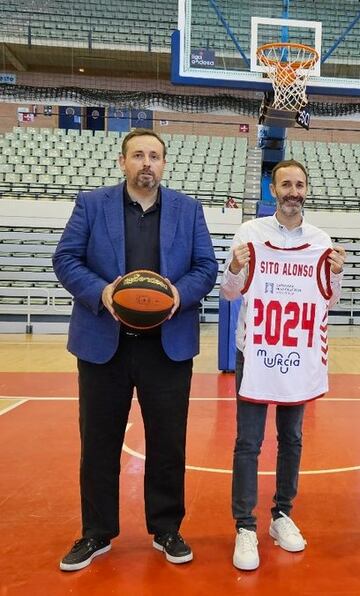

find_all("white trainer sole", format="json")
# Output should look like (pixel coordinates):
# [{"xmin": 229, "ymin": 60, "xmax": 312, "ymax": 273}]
[
  {"xmin": 269, "ymin": 527, "xmax": 306, "ymax": 552},
  {"xmin": 60, "ymin": 544, "xmax": 111, "ymax": 571},
  {"xmin": 233, "ymin": 554, "xmax": 259, "ymax": 571},
  {"xmin": 153, "ymin": 540, "xmax": 193, "ymax": 564}
]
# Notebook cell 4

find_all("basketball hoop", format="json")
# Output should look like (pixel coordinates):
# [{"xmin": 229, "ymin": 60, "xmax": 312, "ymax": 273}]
[{"xmin": 256, "ymin": 42, "xmax": 319, "ymax": 112}]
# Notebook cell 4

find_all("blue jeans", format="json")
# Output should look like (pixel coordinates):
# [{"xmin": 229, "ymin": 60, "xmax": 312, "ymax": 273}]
[{"xmin": 232, "ymin": 349, "xmax": 305, "ymax": 531}]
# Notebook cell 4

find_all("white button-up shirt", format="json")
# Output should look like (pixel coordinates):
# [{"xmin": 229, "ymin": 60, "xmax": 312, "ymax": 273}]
[{"xmin": 220, "ymin": 214, "xmax": 343, "ymax": 351}]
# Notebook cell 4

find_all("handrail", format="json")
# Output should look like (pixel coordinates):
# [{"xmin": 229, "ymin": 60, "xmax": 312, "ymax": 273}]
[
  {"xmin": 0, "ymin": 183, "xmax": 360, "ymax": 210},
  {"xmin": 0, "ymin": 287, "xmax": 359, "ymax": 331},
  {"xmin": 0, "ymin": 286, "xmax": 73, "ymax": 332}
]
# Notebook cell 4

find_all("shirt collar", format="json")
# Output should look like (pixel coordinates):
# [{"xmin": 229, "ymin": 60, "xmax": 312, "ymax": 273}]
[
  {"xmin": 271, "ymin": 213, "xmax": 305, "ymax": 234},
  {"xmin": 123, "ymin": 183, "xmax": 161, "ymax": 207}
]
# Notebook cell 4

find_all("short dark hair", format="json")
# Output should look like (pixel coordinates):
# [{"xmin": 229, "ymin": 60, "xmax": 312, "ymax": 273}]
[
  {"xmin": 271, "ymin": 159, "xmax": 308, "ymax": 186},
  {"xmin": 121, "ymin": 128, "xmax": 167, "ymax": 158}
]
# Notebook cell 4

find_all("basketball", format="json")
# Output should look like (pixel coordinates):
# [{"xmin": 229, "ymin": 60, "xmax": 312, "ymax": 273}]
[{"xmin": 112, "ymin": 270, "xmax": 174, "ymax": 329}]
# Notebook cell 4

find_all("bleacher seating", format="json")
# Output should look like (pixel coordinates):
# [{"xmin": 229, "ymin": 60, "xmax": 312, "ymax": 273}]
[
  {"xmin": 0, "ymin": 200, "xmax": 241, "ymax": 331},
  {"xmin": 1, "ymin": 199, "xmax": 360, "ymax": 332},
  {"xmin": 0, "ymin": 199, "xmax": 72, "ymax": 333},
  {"xmin": 0, "ymin": 127, "xmax": 247, "ymax": 202},
  {"xmin": 0, "ymin": 0, "xmax": 178, "ymax": 50},
  {"xmin": 5, "ymin": 131, "xmax": 358, "ymax": 208},
  {"xmin": 285, "ymin": 140, "xmax": 360, "ymax": 206},
  {"xmin": 0, "ymin": 0, "xmax": 359, "ymax": 62}
]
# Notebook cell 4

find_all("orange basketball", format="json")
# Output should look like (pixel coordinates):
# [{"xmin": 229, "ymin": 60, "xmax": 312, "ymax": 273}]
[{"xmin": 112, "ymin": 270, "xmax": 174, "ymax": 329}]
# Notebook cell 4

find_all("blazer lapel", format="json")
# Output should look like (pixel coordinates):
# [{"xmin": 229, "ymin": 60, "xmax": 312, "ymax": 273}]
[
  {"xmin": 160, "ymin": 187, "xmax": 179, "ymax": 276},
  {"xmin": 103, "ymin": 183, "xmax": 126, "ymax": 274}
]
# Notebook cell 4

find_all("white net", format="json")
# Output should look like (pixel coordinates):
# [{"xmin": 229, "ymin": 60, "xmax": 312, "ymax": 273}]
[{"xmin": 256, "ymin": 43, "xmax": 319, "ymax": 112}]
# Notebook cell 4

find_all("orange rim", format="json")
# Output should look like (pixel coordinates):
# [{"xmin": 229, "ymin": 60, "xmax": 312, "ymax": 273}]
[{"xmin": 256, "ymin": 42, "xmax": 319, "ymax": 69}]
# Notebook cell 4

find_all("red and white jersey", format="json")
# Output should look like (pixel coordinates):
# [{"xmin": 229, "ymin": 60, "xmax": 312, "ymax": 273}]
[{"xmin": 239, "ymin": 241, "xmax": 332, "ymax": 405}]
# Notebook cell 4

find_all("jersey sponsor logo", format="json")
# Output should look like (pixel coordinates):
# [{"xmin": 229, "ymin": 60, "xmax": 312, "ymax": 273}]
[
  {"xmin": 264, "ymin": 282, "xmax": 274, "ymax": 294},
  {"xmin": 256, "ymin": 348, "xmax": 300, "ymax": 374},
  {"xmin": 264, "ymin": 282, "xmax": 302, "ymax": 297}
]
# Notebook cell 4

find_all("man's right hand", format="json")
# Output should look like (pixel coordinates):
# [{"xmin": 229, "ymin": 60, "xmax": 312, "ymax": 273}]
[
  {"xmin": 101, "ymin": 275, "xmax": 122, "ymax": 320},
  {"xmin": 229, "ymin": 243, "xmax": 250, "ymax": 275}
]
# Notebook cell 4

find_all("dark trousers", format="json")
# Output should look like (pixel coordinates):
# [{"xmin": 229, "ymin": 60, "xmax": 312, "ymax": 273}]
[
  {"xmin": 78, "ymin": 335, "xmax": 193, "ymax": 540},
  {"xmin": 232, "ymin": 349, "xmax": 305, "ymax": 531}
]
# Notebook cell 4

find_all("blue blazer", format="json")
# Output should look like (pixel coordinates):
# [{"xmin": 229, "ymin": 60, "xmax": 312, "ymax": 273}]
[{"xmin": 53, "ymin": 183, "xmax": 218, "ymax": 363}]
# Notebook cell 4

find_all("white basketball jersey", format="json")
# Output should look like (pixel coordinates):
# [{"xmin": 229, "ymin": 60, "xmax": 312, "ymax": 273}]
[{"xmin": 239, "ymin": 241, "xmax": 332, "ymax": 405}]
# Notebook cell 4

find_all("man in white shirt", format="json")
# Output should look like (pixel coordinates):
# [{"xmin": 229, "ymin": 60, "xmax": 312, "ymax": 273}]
[{"xmin": 220, "ymin": 159, "xmax": 346, "ymax": 571}]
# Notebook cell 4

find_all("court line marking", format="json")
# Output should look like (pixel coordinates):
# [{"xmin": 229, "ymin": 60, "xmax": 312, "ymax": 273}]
[
  {"xmin": 1, "ymin": 396, "xmax": 360, "ymax": 402},
  {"xmin": 122, "ymin": 424, "xmax": 360, "ymax": 476},
  {"xmin": 1, "ymin": 397, "xmax": 359, "ymax": 474},
  {"xmin": 0, "ymin": 399, "xmax": 27, "ymax": 416},
  {"xmin": 0, "ymin": 396, "xmax": 78, "ymax": 400}
]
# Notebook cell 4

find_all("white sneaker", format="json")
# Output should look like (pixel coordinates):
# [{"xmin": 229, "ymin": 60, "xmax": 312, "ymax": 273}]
[
  {"xmin": 269, "ymin": 511, "xmax": 307, "ymax": 552},
  {"xmin": 233, "ymin": 528, "xmax": 259, "ymax": 570}
]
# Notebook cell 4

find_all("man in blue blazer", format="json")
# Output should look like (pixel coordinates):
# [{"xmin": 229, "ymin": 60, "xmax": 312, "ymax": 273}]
[{"xmin": 53, "ymin": 129, "xmax": 218, "ymax": 571}]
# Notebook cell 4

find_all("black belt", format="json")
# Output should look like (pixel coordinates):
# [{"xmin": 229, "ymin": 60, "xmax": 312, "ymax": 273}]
[{"xmin": 120, "ymin": 328, "xmax": 160, "ymax": 339}]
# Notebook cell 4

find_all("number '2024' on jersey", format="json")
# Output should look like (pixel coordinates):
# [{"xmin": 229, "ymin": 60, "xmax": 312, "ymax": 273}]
[{"xmin": 239, "ymin": 241, "xmax": 333, "ymax": 405}]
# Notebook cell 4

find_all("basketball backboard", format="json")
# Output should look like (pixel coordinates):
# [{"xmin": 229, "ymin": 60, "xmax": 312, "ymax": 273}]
[{"xmin": 172, "ymin": 0, "xmax": 360, "ymax": 96}]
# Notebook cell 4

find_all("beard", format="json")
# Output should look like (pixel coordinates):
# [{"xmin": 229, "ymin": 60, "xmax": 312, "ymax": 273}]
[
  {"xmin": 134, "ymin": 170, "xmax": 159, "ymax": 190},
  {"xmin": 278, "ymin": 195, "xmax": 305, "ymax": 215}
]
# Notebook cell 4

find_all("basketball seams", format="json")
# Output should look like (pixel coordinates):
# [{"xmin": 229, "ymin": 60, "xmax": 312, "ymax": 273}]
[
  {"xmin": 112, "ymin": 269, "xmax": 174, "ymax": 329},
  {"xmin": 113, "ymin": 287, "xmax": 174, "ymax": 312}
]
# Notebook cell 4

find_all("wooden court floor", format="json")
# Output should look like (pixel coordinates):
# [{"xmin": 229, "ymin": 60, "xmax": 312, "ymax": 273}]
[{"xmin": 0, "ymin": 325, "xmax": 360, "ymax": 596}]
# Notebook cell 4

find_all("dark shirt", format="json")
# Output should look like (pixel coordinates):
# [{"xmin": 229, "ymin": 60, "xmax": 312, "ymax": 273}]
[
  {"xmin": 123, "ymin": 184, "xmax": 160, "ymax": 274},
  {"xmin": 122, "ymin": 183, "xmax": 162, "ymax": 336}
]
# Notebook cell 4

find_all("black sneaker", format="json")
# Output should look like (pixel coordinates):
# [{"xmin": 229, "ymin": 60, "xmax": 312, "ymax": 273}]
[
  {"xmin": 153, "ymin": 532, "xmax": 193, "ymax": 564},
  {"xmin": 59, "ymin": 537, "xmax": 111, "ymax": 571}
]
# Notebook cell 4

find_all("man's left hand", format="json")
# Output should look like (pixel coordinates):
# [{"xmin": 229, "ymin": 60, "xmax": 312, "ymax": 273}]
[
  {"xmin": 165, "ymin": 278, "xmax": 180, "ymax": 319},
  {"xmin": 328, "ymin": 245, "xmax": 346, "ymax": 274}
]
